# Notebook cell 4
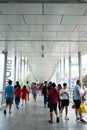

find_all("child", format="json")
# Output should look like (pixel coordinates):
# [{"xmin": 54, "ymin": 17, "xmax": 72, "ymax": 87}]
[{"xmin": 21, "ymin": 85, "xmax": 28, "ymax": 106}]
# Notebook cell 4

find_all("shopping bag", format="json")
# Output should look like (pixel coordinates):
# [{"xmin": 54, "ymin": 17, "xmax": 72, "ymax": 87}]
[{"xmin": 79, "ymin": 103, "xmax": 87, "ymax": 114}]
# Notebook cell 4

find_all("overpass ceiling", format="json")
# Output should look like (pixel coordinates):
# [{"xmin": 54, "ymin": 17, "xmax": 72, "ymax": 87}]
[{"xmin": 0, "ymin": 3, "xmax": 87, "ymax": 81}]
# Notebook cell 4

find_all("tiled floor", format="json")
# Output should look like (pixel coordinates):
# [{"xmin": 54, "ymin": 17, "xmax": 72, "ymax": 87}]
[{"xmin": 0, "ymin": 93, "xmax": 87, "ymax": 130}]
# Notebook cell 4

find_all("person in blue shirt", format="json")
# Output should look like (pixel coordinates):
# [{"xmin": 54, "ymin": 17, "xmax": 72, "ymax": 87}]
[
  {"xmin": 4, "ymin": 80, "xmax": 14, "ymax": 115},
  {"xmin": 32, "ymin": 83, "xmax": 37, "ymax": 102},
  {"xmin": 73, "ymin": 80, "xmax": 86, "ymax": 123}
]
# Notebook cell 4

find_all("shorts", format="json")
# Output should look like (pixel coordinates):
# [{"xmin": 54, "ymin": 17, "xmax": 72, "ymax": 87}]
[
  {"xmin": 6, "ymin": 98, "xmax": 13, "ymax": 105},
  {"xmin": 74, "ymin": 100, "xmax": 81, "ymax": 109},
  {"xmin": 61, "ymin": 99, "xmax": 69, "ymax": 107},
  {"xmin": 50, "ymin": 103, "xmax": 57, "ymax": 112}
]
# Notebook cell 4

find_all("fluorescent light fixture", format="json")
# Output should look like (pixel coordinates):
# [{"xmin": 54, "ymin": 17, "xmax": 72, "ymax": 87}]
[{"xmin": 80, "ymin": 0, "xmax": 87, "ymax": 2}]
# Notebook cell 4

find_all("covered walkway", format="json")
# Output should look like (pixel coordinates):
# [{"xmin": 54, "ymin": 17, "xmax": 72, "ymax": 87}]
[{"xmin": 0, "ymin": 94, "xmax": 87, "ymax": 130}]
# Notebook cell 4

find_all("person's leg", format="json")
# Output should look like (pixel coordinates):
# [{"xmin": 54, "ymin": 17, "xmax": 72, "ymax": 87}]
[
  {"xmin": 65, "ymin": 106, "xmax": 69, "ymax": 120},
  {"xmin": 49, "ymin": 105, "xmax": 53, "ymax": 123},
  {"xmin": 54, "ymin": 104, "xmax": 59, "ymax": 123},
  {"xmin": 9, "ymin": 104, "xmax": 12, "ymax": 113}
]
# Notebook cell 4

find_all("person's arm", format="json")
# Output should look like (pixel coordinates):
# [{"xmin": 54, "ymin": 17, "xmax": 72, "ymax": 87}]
[{"xmin": 78, "ymin": 89, "xmax": 82, "ymax": 102}]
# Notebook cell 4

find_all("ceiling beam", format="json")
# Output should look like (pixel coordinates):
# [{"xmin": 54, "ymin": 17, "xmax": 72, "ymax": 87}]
[{"xmin": 0, "ymin": 0, "xmax": 85, "ymax": 3}]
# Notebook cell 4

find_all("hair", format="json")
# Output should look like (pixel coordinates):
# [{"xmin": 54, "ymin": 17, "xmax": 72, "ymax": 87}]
[
  {"xmin": 52, "ymin": 82, "xmax": 56, "ymax": 88},
  {"xmin": 26, "ymin": 81, "xmax": 29, "ymax": 84},
  {"xmin": 58, "ymin": 84, "xmax": 62, "ymax": 89},
  {"xmin": 16, "ymin": 81, "xmax": 19, "ymax": 85},
  {"xmin": 23, "ymin": 85, "xmax": 26, "ymax": 88},
  {"xmin": 63, "ymin": 83, "xmax": 67, "ymax": 87},
  {"xmin": 76, "ymin": 80, "xmax": 80, "ymax": 84},
  {"xmin": 8, "ymin": 80, "xmax": 12, "ymax": 85}
]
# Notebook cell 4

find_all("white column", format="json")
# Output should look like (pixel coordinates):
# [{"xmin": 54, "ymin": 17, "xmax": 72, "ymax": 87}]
[
  {"xmin": 60, "ymin": 60, "xmax": 62, "ymax": 82},
  {"xmin": 3, "ymin": 51, "xmax": 8, "ymax": 89},
  {"xmin": 14, "ymin": 56, "xmax": 17, "ymax": 84},
  {"xmin": 78, "ymin": 52, "xmax": 82, "ymax": 83},
  {"xmin": 69, "ymin": 56, "xmax": 71, "ymax": 97},
  {"xmin": 63, "ymin": 59, "xmax": 65, "ymax": 82}
]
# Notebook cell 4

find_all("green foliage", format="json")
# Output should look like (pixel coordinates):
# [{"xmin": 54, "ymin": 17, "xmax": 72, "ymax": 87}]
[
  {"xmin": 20, "ymin": 73, "xmax": 36, "ymax": 87},
  {"xmin": 82, "ymin": 75, "xmax": 87, "ymax": 87}
]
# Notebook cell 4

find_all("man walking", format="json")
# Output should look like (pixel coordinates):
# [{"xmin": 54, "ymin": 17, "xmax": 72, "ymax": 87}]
[
  {"xmin": 73, "ymin": 80, "xmax": 86, "ymax": 123},
  {"xmin": 4, "ymin": 80, "xmax": 14, "ymax": 115}
]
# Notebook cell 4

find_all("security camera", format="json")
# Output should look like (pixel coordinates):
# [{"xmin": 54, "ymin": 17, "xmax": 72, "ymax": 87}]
[{"xmin": 2, "ymin": 50, "xmax": 7, "ymax": 54}]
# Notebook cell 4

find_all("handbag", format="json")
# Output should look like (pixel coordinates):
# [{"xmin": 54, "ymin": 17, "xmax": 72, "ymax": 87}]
[{"xmin": 79, "ymin": 103, "xmax": 87, "ymax": 114}]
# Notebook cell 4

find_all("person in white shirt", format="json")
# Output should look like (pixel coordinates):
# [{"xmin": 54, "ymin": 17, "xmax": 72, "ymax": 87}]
[
  {"xmin": 59, "ymin": 83, "xmax": 69, "ymax": 120},
  {"xmin": 26, "ymin": 81, "xmax": 30, "ymax": 101}
]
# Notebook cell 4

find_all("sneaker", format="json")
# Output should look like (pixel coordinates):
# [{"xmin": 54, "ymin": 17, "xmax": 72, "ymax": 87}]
[
  {"xmin": 16, "ymin": 106, "xmax": 19, "ymax": 109},
  {"xmin": 56, "ymin": 117, "xmax": 59, "ymax": 123},
  {"xmin": 4, "ymin": 110, "xmax": 6, "ymax": 115},
  {"xmin": 65, "ymin": 116, "xmax": 69, "ymax": 120},
  {"xmin": 76, "ymin": 117, "xmax": 80, "ymax": 121},
  {"xmin": 80, "ymin": 119, "xmax": 87, "ymax": 123}
]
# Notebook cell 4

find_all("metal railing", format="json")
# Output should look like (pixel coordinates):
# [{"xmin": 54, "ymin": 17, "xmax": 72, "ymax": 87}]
[{"xmin": 0, "ymin": 91, "xmax": 5, "ymax": 107}]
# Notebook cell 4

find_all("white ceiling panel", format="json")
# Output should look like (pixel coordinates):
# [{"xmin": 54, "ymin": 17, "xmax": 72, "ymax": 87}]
[
  {"xmin": 1, "ymin": 32, "xmax": 29, "ymax": 37},
  {"xmin": 44, "ymin": 25, "xmax": 75, "ymax": 31},
  {"xmin": 0, "ymin": 25, "xmax": 12, "ymax": 31},
  {"xmin": 44, "ymin": 4, "xmax": 87, "ymax": 15},
  {"xmin": 75, "ymin": 25, "xmax": 87, "ymax": 31},
  {"xmin": 11, "ymin": 25, "xmax": 42, "ymax": 31},
  {"xmin": 62, "ymin": 16, "xmax": 87, "ymax": 24},
  {"xmin": 57, "ymin": 32, "xmax": 85, "ymax": 36},
  {"xmin": 0, "ymin": 15, "xmax": 24, "ymax": 24},
  {"xmin": 44, "ymin": 36, "xmax": 68, "ymax": 40},
  {"xmin": 0, "ymin": 4, "xmax": 42, "ymax": 14},
  {"xmin": 30, "ymin": 32, "xmax": 56, "ymax": 37},
  {"xmin": 24, "ymin": 15, "xmax": 62, "ymax": 24}
]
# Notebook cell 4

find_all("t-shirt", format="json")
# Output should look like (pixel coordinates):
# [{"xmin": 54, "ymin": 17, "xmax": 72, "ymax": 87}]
[
  {"xmin": 15, "ymin": 87, "xmax": 21, "ymax": 97},
  {"xmin": 48, "ymin": 88, "xmax": 58, "ymax": 104},
  {"xmin": 26, "ymin": 84, "xmax": 30, "ymax": 92},
  {"xmin": 5, "ymin": 85, "xmax": 14, "ymax": 98},
  {"xmin": 60, "ymin": 89, "xmax": 69, "ymax": 100},
  {"xmin": 73, "ymin": 85, "xmax": 80, "ymax": 100}
]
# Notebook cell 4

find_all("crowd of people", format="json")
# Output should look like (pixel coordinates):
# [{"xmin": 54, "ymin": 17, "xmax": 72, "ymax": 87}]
[{"xmin": 3, "ymin": 79, "xmax": 87, "ymax": 124}]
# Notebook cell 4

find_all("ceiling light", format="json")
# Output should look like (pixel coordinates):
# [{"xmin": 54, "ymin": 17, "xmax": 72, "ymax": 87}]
[
  {"xmin": 41, "ymin": 45, "xmax": 44, "ymax": 51},
  {"xmin": 80, "ymin": 0, "xmax": 87, "ymax": 2},
  {"xmin": 42, "ymin": 54, "xmax": 44, "ymax": 58}
]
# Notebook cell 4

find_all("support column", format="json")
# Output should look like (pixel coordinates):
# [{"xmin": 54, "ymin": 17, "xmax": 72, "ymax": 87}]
[
  {"xmin": 3, "ymin": 51, "xmax": 8, "ymax": 89},
  {"xmin": 27, "ymin": 58, "xmax": 29, "ymax": 81},
  {"xmin": 78, "ymin": 52, "xmax": 82, "ymax": 83},
  {"xmin": 2, "ymin": 51, "xmax": 8, "ymax": 104},
  {"xmin": 69, "ymin": 56, "xmax": 71, "ymax": 97},
  {"xmin": 14, "ymin": 56, "xmax": 17, "ymax": 84},
  {"xmin": 20, "ymin": 57, "xmax": 22, "ymax": 81},
  {"xmin": 63, "ymin": 59, "xmax": 65, "ymax": 82},
  {"xmin": 60, "ymin": 60, "xmax": 61, "ymax": 83},
  {"xmin": 17, "ymin": 57, "xmax": 20, "ymax": 81},
  {"xmin": 24, "ymin": 57, "xmax": 26, "ymax": 78}
]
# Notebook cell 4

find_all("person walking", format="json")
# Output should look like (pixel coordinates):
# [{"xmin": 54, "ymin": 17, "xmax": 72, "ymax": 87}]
[
  {"xmin": 4, "ymin": 80, "xmax": 14, "ymax": 115},
  {"xmin": 14, "ymin": 81, "xmax": 21, "ymax": 109},
  {"xmin": 73, "ymin": 80, "xmax": 86, "ymax": 123},
  {"xmin": 59, "ymin": 83, "xmax": 69, "ymax": 120},
  {"xmin": 26, "ymin": 81, "xmax": 30, "ymax": 101},
  {"xmin": 14, "ymin": 85, "xmax": 21, "ymax": 109},
  {"xmin": 48, "ymin": 82, "xmax": 59, "ymax": 123},
  {"xmin": 21, "ymin": 85, "xmax": 28, "ymax": 106},
  {"xmin": 42, "ymin": 81, "xmax": 48, "ymax": 107},
  {"xmin": 32, "ymin": 83, "xmax": 37, "ymax": 102}
]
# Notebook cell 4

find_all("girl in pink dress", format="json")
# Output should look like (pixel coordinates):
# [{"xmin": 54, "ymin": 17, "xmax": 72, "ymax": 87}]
[{"xmin": 21, "ymin": 85, "xmax": 28, "ymax": 106}]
